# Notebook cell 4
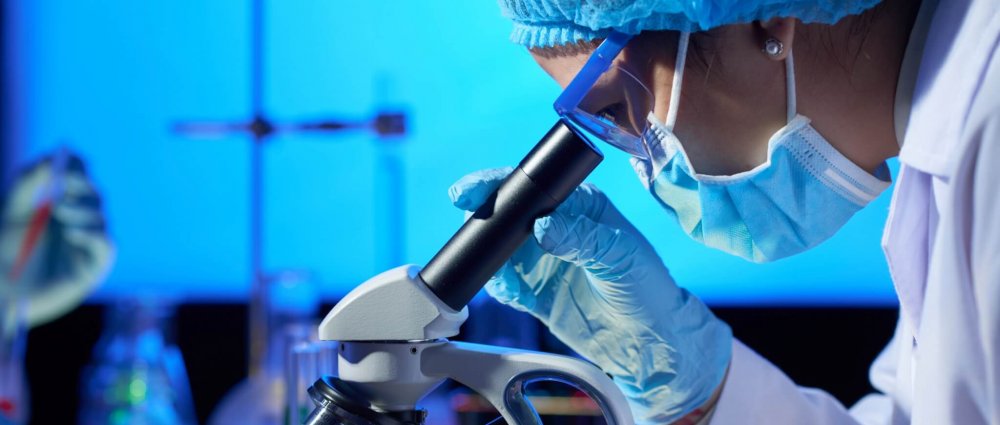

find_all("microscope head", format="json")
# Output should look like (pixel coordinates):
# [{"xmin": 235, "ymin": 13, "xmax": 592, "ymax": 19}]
[{"xmin": 319, "ymin": 265, "xmax": 467, "ymax": 342}]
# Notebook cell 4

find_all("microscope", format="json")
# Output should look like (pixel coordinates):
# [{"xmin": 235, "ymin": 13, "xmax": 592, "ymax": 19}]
[{"xmin": 303, "ymin": 121, "xmax": 635, "ymax": 425}]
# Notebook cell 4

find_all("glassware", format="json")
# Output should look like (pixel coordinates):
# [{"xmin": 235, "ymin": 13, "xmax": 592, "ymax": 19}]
[
  {"xmin": 0, "ymin": 294, "xmax": 28, "ymax": 425},
  {"xmin": 209, "ymin": 271, "xmax": 319, "ymax": 425},
  {"xmin": 78, "ymin": 298, "xmax": 197, "ymax": 425},
  {"xmin": 284, "ymin": 340, "xmax": 337, "ymax": 425}
]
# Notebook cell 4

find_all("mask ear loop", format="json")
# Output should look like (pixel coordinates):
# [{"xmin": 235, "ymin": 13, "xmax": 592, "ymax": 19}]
[
  {"xmin": 667, "ymin": 34, "xmax": 795, "ymax": 125},
  {"xmin": 664, "ymin": 31, "xmax": 689, "ymax": 131},
  {"xmin": 785, "ymin": 50, "xmax": 797, "ymax": 122}
]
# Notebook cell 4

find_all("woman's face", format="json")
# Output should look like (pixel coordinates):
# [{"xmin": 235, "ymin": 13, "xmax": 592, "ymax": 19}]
[
  {"xmin": 534, "ymin": 28, "xmax": 791, "ymax": 176},
  {"xmin": 531, "ymin": 20, "xmax": 905, "ymax": 176}
]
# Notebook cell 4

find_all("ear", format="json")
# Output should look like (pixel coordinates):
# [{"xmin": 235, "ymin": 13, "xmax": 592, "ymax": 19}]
[{"xmin": 759, "ymin": 17, "xmax": 796, "ymax": 61}]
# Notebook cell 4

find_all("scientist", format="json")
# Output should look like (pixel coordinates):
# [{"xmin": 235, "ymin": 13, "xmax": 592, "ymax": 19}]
[
  {"xmin": 1, "ymin": 152, "xmax": 113, "ymax": 325},
  {"xmin": 450, "ymin": 0, "xmax": 999, "ymax": 423},
  {"xmin": 0, "ymin": 151, "xmax": 111, "ymax": 423}
]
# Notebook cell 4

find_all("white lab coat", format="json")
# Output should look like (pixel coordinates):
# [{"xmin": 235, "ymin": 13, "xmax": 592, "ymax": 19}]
[{"xmin": 708, "ymin": 0, "xmax": 1000, "ymax": 423}]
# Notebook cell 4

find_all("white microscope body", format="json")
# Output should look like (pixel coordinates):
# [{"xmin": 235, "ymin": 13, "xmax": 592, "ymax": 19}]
[
  {"xmin": 303, "ymin": 121, "xmax": 633, "ymax": 425},
  {"xmin": 310, "ymin": 265, "xmax": 634, "ymax": 425}
]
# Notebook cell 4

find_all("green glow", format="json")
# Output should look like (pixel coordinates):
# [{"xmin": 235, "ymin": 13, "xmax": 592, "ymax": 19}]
[
  {"xmin": 110, "ymin": 409, "xmax": 129, "ymax": 425},
  {"xmin": 128, "ymin": 378, "xmax": 147, "ymax": 402}
]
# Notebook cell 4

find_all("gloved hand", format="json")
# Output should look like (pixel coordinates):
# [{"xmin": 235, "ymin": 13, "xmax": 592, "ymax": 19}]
[
  {"xmin": 450, "ymin": 167, "xmax": 732, "ymax": 424},
  {"xmin": 0, "ymin": 151, "xmax": 114, "ymax": 326}
]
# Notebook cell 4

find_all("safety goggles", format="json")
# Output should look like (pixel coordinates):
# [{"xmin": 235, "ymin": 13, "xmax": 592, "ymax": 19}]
[{"xmin": 554, "ymin": 31, "xmax": 654, "ymax": 159}]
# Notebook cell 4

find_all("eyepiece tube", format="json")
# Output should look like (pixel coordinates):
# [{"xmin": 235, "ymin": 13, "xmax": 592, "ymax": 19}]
[{"xmin": 420, "ymin": 120, "xmax": 603, "ymax": 311}]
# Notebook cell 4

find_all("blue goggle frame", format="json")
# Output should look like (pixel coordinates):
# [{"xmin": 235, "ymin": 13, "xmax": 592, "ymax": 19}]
[
  {"xmin": 553, "ymin": 31, "xmax": 634, "ymax": 117},
  {"xmin": 551, "ymin": 31, "xmax": 655, "ymax": 159}
]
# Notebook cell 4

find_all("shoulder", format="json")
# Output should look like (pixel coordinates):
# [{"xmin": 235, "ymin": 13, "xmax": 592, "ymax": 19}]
[
  {"xmin": 952, "ymin": 38, "xmax": 1000, "ymax": 254},
  {"xmin": 899, "ymin": 0, "xmax": 999, "ymax": 174},
  {"xmin": 945, "ymin": 0, "xmax": 1000, "ymax": 173},
  {"xmin": 960, "ymin": 33, "xmax": 1000, "ymax": 167}
]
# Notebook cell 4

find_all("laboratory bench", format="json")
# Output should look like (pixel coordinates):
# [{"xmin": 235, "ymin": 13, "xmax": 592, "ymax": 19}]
[{"xmin": 23, "ymin": 302, "xmax": 896, "ymax": 425}]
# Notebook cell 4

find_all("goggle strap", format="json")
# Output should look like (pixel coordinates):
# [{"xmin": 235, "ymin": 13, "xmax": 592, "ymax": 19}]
[{"xmin": 665, "ymin": 31, "xmax": 689, "ymax": 130}]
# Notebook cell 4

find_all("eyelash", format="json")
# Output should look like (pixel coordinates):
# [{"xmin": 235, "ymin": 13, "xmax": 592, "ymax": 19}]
[{"xmin": 597, "ymin": 105, "xmax": 619, "ymax": 122}]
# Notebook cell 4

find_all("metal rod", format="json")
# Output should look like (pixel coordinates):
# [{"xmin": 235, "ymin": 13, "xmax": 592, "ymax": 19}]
[
  {"xmin": 170, "ymin": 0, "xmax": 409, "ymax": 376},
  {"xmin": 247, "ymin": 0, "xmax": 267, "ymax": 377},
  {"xmin": 379, "ymin": 147, "xmax": 405, "ymax": 269}
]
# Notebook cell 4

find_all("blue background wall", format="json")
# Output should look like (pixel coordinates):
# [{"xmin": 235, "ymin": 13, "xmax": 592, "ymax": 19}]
[{"xmin": 3, "ymin": 1, "xmax": 897, "ymax": 305}]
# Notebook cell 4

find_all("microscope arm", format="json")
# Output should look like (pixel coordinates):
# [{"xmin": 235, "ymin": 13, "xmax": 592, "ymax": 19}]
[
  {"xmin": 422, "ymin": 341, "xmax": 634, "ymax": 425},
  {"xmin": 310, "ymin": 120, "xmax": 629, "ymax": 424}
]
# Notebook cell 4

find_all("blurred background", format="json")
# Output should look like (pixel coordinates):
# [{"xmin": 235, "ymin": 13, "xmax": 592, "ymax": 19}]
[{"xmin": 1, "ymin": 1, "xmax": 899, "ymax": 424}]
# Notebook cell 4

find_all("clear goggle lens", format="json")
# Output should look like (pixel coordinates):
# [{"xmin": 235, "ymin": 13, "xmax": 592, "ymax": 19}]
[{"xmin": 560, "ymin": 65, "xmax": 654, "ymax": 159}]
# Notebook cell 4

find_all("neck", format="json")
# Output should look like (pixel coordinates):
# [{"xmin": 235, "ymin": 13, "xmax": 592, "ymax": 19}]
[{"xmin": 795, "ymin": 0, "xmax": 921, "ymax": 172}]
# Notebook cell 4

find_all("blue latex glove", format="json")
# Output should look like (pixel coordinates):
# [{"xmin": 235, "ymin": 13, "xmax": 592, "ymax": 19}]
[
  {"xmin": 0, "ymin": 152, "xmax": 114, "ymax": 326},
  {"xmin": 450, "ymin": 167, "xmax": 732, "ymax": 424}
]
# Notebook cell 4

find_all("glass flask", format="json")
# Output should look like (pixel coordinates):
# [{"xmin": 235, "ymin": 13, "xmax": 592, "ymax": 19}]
[
  {"xmin": 284, "ymin": 339, "xmax": 337, "ymax": 425},
  {"xmin": 78, "ymin": 298, "xmax": 197, "ymax": 425},
  {"xmin": 209, "ymin": 271, "xmax": 319, "ymax": 425}
]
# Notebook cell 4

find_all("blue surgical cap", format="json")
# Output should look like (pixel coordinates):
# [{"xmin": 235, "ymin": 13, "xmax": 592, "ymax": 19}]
[{"xmin": 499, "ymin": 0, "xmax": 882, "ymax": 48}]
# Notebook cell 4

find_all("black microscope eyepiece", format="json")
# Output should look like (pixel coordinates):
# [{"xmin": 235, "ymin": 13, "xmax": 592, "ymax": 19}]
[{"xmin": 419, "ymin": 120, "xmax": 603, "ymax": 311}]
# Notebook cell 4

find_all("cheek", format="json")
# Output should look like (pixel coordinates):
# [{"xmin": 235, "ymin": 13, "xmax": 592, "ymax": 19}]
[
  {"xmin": 648, "ymin": 51, "xmax": 788, "ymax": 174},
  {"xmin": 672, "ymin": 116, "xmax": 775, "ymax": 176},
  {"xmin": 661, "ymin": 78, "xmax": 784, "ymax": 176}
]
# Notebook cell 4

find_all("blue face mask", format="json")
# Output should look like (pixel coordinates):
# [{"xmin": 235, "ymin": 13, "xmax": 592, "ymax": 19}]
[{"xmin": 631, "ymin": 33, "xmax": 891, "ymax": 262}]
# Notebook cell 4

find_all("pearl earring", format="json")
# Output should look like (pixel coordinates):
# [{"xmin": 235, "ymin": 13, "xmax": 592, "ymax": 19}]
[{"xmin": 762, "ymin": 38, "xmax": 784, "ymax": 57}]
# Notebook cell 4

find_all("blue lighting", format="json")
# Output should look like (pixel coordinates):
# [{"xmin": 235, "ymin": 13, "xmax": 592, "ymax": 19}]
[{"xmin": 3, "ymin": 1, "xmax": 897, "ymax": 305}]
